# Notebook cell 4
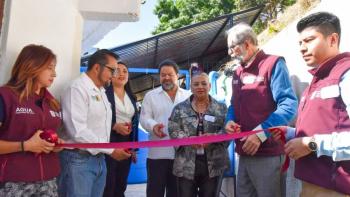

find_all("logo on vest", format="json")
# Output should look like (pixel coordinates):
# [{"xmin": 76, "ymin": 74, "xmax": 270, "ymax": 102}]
[
  {"xmin": 50, "ymin": 110, "xmax": 62, "ymax": 119},
  {"xmin": 310, "ymin": 91, "xmax": 321, "ymax": 100},
  {"xmin": 310, "ymin": 85, "xmax": 340, "ymax": 100},
  {"xmin": 241, "ymin": 75, "xmax": 264, "ymax": 84},
  {"xmin": 255, "ymin": 76, "xmax": 265, "ymax": 82},
  {"xmin": 15, "ymin": 107, "xmax": 35, "ymax": 115},
  {"xmin": 242, "ymin": 75, "xmax": 256, "ymax": 84}
]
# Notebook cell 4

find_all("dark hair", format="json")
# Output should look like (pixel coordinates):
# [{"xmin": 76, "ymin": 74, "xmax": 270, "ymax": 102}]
[
  {"xmin": 87, "ymin": 49, "xmax": 119, "ymax": 71},
  {"xmin": 117, "ymin": 61, "xmax": 127, "ymax": 67},
  {"xmin": 115, "ymin": 61, "xmax": 136, "ymax": 101},
  {"xmin": 158, "ymin": 59, "xmax": 179, "ymax": 74},
  {"xmin": 297, "ymin": 12, "xmax": 341, "ymax": 40}
]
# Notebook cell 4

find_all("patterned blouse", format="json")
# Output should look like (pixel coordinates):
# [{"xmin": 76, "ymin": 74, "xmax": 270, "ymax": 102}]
[{"xmin": 168, "ymin": 95, "xmax": 230, "ymax": 180}]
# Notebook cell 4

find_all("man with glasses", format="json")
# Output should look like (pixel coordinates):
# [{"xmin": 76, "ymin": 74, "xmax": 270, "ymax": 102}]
[
  {"xmin": 58, "ymin": 49, "xmax": 131, "ymax": 196},
  {"xmin": 140, "ymin": 59, "xmax": 191, "ymax": 197},
  {"xmin": 224, "ymin": 23, "xmax": 298, "ymax": 197},
  {"xmin": 103, "ymin": 64, "xmax": 119, "ymax": 76}
]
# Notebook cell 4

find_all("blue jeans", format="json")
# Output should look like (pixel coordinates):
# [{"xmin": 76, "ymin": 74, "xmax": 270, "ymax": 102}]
[{"xmin": 57, "ymin": 150, "xmax": 107, "ymax": 197}]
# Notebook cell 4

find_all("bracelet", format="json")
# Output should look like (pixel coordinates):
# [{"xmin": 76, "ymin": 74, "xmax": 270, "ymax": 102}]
[{"xmin": 20, "ymin": 141, "xmax": 25, "ymax": 152}]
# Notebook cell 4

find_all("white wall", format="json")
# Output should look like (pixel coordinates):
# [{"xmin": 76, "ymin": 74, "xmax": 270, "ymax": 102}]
[
  {"xmin": 262, "ymin": 0, "xmax": 350, "ymax": 97},
  {"xmin": 79, "ymin": 0, "xmax": 140, "ymax": 21},
  {"xmin": 79, "ymin": 0, "xmax": 141, "ymax": 55},
  {"xmin": 0, "ymin": 0, "xmax": 140, "ymax": 97},
  {"xmin": 82, "ymin": 20, "xmax": 120, "ymax": 55},
  {"xmin": 0, "ymin": 0, "xmax": 82, "ymax": 97}
]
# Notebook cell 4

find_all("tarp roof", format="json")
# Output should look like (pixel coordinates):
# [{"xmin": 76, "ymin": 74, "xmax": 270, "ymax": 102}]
[{"xmin": 81, "ymin": 5, "xmax": 264, "ymax": 100}]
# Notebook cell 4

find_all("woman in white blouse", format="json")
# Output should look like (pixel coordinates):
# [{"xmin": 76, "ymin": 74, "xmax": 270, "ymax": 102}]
[{"xmin": 103, "ymin": 61, "xmax": 139, "ymax": 197}]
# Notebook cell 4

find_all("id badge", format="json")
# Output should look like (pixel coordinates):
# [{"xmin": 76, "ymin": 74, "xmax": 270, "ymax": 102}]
[{"xmin": 204, "ymin": 115, "xmax": 215, "ymax": 122}]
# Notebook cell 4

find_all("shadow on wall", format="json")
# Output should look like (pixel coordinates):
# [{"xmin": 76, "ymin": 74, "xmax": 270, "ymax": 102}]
[
  {"xmin": 290, "ymin": 75, "xmax": 309, "ymax": 100},
  {"xmin": 0, "ymin": 0, "xmax": 4, "ymax": 32},
  {"xmin": 289, "ymin": 75, "xmax": 309, "ymax": 127}
]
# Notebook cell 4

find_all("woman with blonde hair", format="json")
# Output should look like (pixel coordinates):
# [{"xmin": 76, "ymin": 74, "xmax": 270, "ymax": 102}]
[{"xmin": 0, "ymin": 44, "xmax": 63, "ymax": 196}]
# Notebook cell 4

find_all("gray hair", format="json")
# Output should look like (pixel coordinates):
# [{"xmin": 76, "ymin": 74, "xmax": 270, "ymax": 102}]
[
  {"xmin": 227, "ymin": 23, "xmax": 258, "ymax": 46},
  {"xmin": 191, "ymin": 72, "xmax": 209, "ymax": 81}
]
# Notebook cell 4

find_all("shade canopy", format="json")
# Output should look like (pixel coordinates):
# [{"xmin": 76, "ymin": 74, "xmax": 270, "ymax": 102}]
[{"xmin": 81, "ymin": 5, "xmax": 264, "ymax": 100}]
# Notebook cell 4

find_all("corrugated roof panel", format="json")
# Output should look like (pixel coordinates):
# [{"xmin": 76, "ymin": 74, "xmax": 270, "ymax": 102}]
[{"xmin": 81, "ymin": 6, "xmax": 264, "ymax": 100}]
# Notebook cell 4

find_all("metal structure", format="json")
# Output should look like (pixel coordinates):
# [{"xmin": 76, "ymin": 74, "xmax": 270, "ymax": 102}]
[
  {"xmin": 81, "ymin": 5, "xmax": 264, "ymax": 101},
  {"xmin": 80, "ymin": 6, "xmax": 265, "ymax": 195}
]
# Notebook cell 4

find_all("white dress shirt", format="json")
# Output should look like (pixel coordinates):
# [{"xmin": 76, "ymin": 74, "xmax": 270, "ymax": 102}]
[
  {"xmin": 114, "ymin": 92, "xmax": 135, "ymax": 123},
  {"xmin": 60, "ymin": 73, "xmax": 113, "ymax": 155},
  {"xmin": 140, "ymin": 86, "xmax": 191, "ymax": 159}
]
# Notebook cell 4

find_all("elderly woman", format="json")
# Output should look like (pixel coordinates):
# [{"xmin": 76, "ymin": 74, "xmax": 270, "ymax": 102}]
[{"xmin": 168, "ymin": 71, "xmax": 229, "ymax": 197}]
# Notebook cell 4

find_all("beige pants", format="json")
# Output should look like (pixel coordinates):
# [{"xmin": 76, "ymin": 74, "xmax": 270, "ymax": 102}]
[{"xmin": 300, "ymin": 181, "xmax": 350, "ymax": 197}]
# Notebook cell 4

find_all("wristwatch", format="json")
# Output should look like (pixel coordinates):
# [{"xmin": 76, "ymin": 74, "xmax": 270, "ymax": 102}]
[{"xmin": 308, "ymin": 137, "xmax": 317, "ymax": 152}]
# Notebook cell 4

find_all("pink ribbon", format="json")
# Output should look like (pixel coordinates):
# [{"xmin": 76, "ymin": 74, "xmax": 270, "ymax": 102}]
[
  {"xmin": 56, "ymin": 128, "xmax": 289, "ymax": 172},
  {"xmin": 56, "ymin": 130, "xmax": 261, "ymax": 149},
  {"xmin": 280, "ymin": 130, "xmax": 289, "ymax": 172}
]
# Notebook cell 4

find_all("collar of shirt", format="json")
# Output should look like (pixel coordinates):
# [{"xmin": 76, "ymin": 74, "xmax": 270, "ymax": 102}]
[
  {"xmin": 81, "ymin": 73, "xmax": 106, "ymax": 93},
  {"xmin": 154, "ymin": 86, "xmax": 164, "ymax": 94},
  {"xmin": 154, "ymin": 86, "xmax": 189, "ymax": 98}
]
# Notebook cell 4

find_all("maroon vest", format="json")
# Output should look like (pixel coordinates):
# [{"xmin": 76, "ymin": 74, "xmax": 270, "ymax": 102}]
[
  {"xmin": 233, "ymin": 50, "xmax": 284, "ymax": 156},
  {"xmin": 295, "ymin": 52, "xmax": 350, "ymax": 195},
  {"xmin": 0, "ymin": 87, "xmax": 61, "ymax": 182}
]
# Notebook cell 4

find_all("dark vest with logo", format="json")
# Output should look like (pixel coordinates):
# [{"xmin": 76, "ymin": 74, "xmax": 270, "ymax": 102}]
[
  {"xmin": 0, "ymin": 87, "xmax": 61, "ymax": 182},
  {"xmin": 295, "ymin": 52, "xmax": 350, "ymax": 195},
  {"xmin": 232, "ymin": 50, "xmax": 284, "ymax": 156}
]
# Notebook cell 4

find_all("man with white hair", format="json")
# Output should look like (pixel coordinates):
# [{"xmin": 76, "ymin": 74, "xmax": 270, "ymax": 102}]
[{"xmin": 225, "ymin": 23, "xmax": 298, "ymax": 197}]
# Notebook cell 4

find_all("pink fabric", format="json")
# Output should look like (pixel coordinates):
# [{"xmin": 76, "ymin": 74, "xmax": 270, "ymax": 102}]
[
  {"xmin": 57, "ymin": 130, "xmax": 260, "ymax": 149},
  {"xmin": 57, "ymin": 128, "xmax": 289, "ymax": 172}
]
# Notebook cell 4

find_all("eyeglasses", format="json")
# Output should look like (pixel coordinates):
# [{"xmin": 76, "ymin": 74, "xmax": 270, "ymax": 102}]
[
  {"xmin": 227, "ymin": 41, "xmax": 243, "ymax": 55},
  {"xmin": 102, "ymin": 64, "xmax": 118, "ymax": 76},
  {"xmin": 160, "ymin": 73, "xmax": 176, "ymax": 78}
]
